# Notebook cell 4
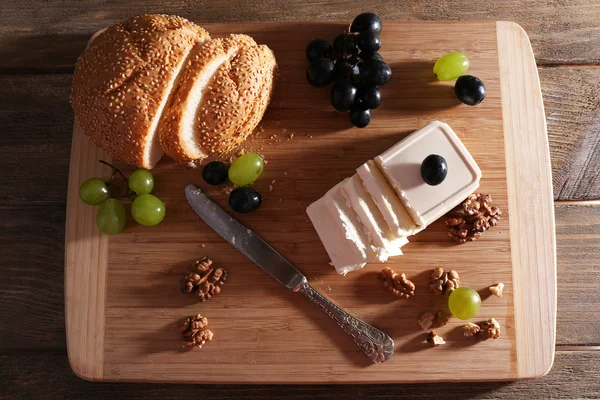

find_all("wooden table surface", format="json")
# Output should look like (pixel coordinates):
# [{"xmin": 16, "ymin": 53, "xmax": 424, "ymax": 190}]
[{"xmin": 1, "ymin": 1, "xmax": 599, "ymax": 398}]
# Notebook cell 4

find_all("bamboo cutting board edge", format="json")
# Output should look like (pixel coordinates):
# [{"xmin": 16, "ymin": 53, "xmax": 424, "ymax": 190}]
[{"xmin": 64, "ymin": 20, "xmax": 556, "ymax": 383}]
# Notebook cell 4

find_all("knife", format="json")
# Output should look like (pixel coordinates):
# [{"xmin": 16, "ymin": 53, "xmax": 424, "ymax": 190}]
[{"xmin": 185, "ymin": 184, "xmax": 394, "ymax": 363}]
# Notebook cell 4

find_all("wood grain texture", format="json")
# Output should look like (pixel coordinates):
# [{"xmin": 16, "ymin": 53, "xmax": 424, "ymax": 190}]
[
  {"xmin": 542, "ymin": 67, "xmax": 600, "ymax": 201},
  {"xmin": 62, "ymin": 21, "xmax": 557, "ymax": 383},
  {"xmin": 1, "ymin": 0, "xmax": 600, "ymax": 72},
  {"xmin": 63, "ymin": 120, "xmax": 110, "ymax": 380},
  {"xmin": 2, "ymin": 351, "xmax": 599, "ymax": 400},
  {"xmin": 1, "ymin": 203, "xmax": 597, "ymax": 351},
  {"xmin": 555, "ymin": 204, "xmax": 600, "ymax": 346},
  {"xmin": 0, "ymin": 74, "xmax": 72, "ymax": 205},
  {"xmin": 497, "ymin": 21, "xmax": 556, "ymax": 378},
  {"xmin": 0, "ymin": 205, "xmax": 67, "ymax": 350}
]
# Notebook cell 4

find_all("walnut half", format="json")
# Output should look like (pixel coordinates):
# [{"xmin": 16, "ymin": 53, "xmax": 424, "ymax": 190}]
[
  {"xmin": 428, "ymin": 266, "xmax": 460, "ymax": 296},
  {"xmin": 181, "ymin": 256, "xmax": 228, "ymax": 302},
  {"xmin": 180, "ymin": 314, "xmax": 214, "ymax": 349},
  {"xmin": 477, "ymin": 318, "xmax": 501, "ymax": 340},
  {"xmin": 446, "ymin": 193, "xmax": 502, "ymax": 244},
  {"xmin": 379, "ymin": 267, "xmax": 415, "ymax": 298},
  {"xmin": 419, "ymin": 311, "xmax": 450, "ymax": 330}
]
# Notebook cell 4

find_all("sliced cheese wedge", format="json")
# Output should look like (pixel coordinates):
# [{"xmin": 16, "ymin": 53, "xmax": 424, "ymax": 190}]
[
  {"xmin": 341, "ymin": 174, "xmax": 408, "ymax": 259},
  {"xmin": 357, "ymin": 160, "xmax": 421, "ymax": 237}
]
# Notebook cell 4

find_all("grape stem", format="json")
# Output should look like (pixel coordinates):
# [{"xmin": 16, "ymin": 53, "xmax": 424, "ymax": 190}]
[{"xmin": 99, "ymin": 160, "xmax": 135, "ymax": 200}]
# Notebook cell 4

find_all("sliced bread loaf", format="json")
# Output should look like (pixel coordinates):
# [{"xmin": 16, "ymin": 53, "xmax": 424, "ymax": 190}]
[{"xmin": 71, "ymin": 14, "xmax": 210, "ymax": 169}]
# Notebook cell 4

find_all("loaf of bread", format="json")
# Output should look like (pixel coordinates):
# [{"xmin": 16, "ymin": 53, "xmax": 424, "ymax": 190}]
[{"xmin": 71, "ymin": 14, "xmax": 277, "ymax": 169}]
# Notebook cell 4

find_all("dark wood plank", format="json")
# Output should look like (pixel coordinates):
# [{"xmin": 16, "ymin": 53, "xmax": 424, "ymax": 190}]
[
  {"xmin": 542, "ymin": 67, "xmax": 600, "ymax": 201},
  {"xmin": 0, "ymin": 205, "xmax": 66, "ymax": 350},
  {"xmin": 1, "ymin": 1, "xmax": 600, "ymax": 72},
  {"xmin": 0, "ymin": 74, "xmax": 72, "ymax": 205},
  {"xmin": 555, "ymin": 203, "xmax": 600, "ymax": 345},
  {"xmin": 1, "ymin": 201, "xmax": 598, "ymax": 350},
  {"xmin": 1, "ymin": 351, "xmax": 599, "ymax": 399}
]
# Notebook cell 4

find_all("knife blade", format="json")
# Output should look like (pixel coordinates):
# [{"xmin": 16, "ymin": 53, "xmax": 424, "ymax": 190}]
[
  {"xmin": 185, "ymin": 184, "xmax": 394, "ymax": 363},
  {"xmin": 185, "ymin": 184, "xmax": 307, "ymax": 291}
]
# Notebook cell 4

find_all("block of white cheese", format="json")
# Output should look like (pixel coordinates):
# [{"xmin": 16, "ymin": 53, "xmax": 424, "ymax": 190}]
[
  {"xmin": 375, "ymin": 121, "xmax": 482, "ymax": 226},
  {"xmin": 356, "ymin": 160, "xmax": 422, "ymax": 236},
  {"xmin": 341, "ymin": 174, "xmax": 409, "ymax": 258},
  {"xmin": 307, "ymin": 180, "xmax": 381, "ymax": 275}
]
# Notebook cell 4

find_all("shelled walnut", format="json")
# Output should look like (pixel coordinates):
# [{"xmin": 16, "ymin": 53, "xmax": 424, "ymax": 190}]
[
  {"xmin": 425, "ymin": 331, "xmax": 446, "ymax": 346},
  {"xmin": 419, "ymin": 311, "xmax": 450, "ymax": 330},
  {"xmin": 462, "ymin": 322, "xmax": 481, "ymax": 337},
  {"xmin": 180, "ymin": 314, "xmax": 214, "ymax": 349},
  {"xmin": 379, "ymin": 267, "xmax": 415, "ymax": 298},
  {"xmin": 476, "ymin": 318, "xmax": 501, "ymax": 340},
  {"xmin": 181, "ymin": 256, "xmax": 227, "ymax": 302},
  {"xmin": 489, "ymin": 282, "xmax": 505, "ymax": 297},
  {"xmin": 428, "ymin": 266, "xmax": 460, "ymax": 296},
  {"xmin": 446, "ymin": 193, "xmax": 502, "ymax": 244}
]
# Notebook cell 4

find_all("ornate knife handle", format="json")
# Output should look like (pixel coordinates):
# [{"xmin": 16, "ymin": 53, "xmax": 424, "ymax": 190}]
[{"xmin": 298, "ymin": 282, "xmax": 394, "ymax": 363}]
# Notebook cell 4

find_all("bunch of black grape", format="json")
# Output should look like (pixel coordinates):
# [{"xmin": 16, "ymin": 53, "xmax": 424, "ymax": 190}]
[{"xmin": 306, "ymin": 13, "xmax": 392, "ymax": 128}]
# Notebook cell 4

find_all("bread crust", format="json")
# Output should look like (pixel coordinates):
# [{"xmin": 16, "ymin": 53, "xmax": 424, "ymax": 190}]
[
  {"xmin": 159, "ymin": 34, "xmax": 277, "ymax": 162},
  {"xmin": 71, "ymin": 14, "xmax": 210, "ymax": 169}
]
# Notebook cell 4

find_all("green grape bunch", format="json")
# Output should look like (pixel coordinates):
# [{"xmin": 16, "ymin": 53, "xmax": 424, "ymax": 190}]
[{"xmin": 78, "ymin": 160, "xmax": 165, "ymax": 234}]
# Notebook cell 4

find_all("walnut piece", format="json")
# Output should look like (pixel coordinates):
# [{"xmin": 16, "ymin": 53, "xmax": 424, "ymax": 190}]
[
  {"xmin": 419, "ymin": 311, "xmax": 450, "ymax": 330},
  {"xmin": 181, "ymin": 256, "xmax": 227, "ymax": 302},
  {"xmin": 426, "ymin": 331, "xmax": 446, "ymax": 346},
  {"xmin": 379, "ymin": 267, "xmax": 415, "ymax": 298},
  {"xmin": 476, "ymin": 318, "xmax": 501, "ymax": 340},
  {"xmin": 418, "ymin": 312, "xmax": 435, "ymax": 330},
  {"xmin": 446, "ymin": 193, "xmax": 502, "ymax": 244},
  {"xmin": 462, "ymin": 322, "xmax": 481, "ymax": 337},
  {"xmin": 428, "ymin": 267, "xmax": 460, "ymax": 296},
  {"xmin": 489, "ymin": 282, "xmax": 505, "ymax": 297},
  {"xmin": 180, "ymin": 314, "xmax": 214, "ymax": 349}
]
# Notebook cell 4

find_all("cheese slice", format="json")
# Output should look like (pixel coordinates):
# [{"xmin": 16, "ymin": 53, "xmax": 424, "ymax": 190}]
[
  {"xmin": 341, "ymin": 174, "xmax": 408, "ymax": 258},
  {"xmin": 357, "ymin": 160, "xmax": 421, "ymax": 237},
  {"xmin": 307, "ymin": 180, "xmax": 382, "ymax": 275}
]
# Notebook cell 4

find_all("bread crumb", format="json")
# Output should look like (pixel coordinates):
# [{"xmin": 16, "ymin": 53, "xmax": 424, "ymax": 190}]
[
  {"xmin": 269, "ymin": 185, "xmax": 273, "ymax": 192},
  {"xmin": 271, "ymin": 180, "xmax": 276, "ymax": 184},
  {"xmin": 284, "ymin": 172, "xmax": 288, "ymax": 176},
  {"xmin": 201, "ymin": 244, "xmax": 206, "ymax": 248},
  {"xmin": 288, "ymin": 133, "xmax": 294, "ymax": 140},
  {"xmin": 187, "ymin": 161, "xmax": 198, "ymax": 169}
]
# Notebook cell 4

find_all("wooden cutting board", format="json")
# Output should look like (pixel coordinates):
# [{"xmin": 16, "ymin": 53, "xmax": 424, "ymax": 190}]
[{"xmin": 65, "ymin": 21, "xmax": 556, "ymax": 383}]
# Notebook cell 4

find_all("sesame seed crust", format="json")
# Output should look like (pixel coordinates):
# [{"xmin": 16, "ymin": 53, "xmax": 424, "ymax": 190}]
[
  {"xmin": 71, "ymin": 14, "xmax": 210, "ymax": 169},
  {"xmin": 158, "ymin": 34, "xmax": 277, "ymax": 162}
]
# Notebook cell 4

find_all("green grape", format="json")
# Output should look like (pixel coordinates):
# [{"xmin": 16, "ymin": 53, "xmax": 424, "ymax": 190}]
[
  {"xmin": 131, "ymin": 194, "xmax": 165, "ymax": 226},
  {"xmin": 129, "ymin": 169, "xmax": 154, "ymax": 195},
  {"xmin": 96, "ymin": 199, "xmax": 126, "ymax": 234},
  {"xmin": 433, "ymin": 52, "xmax": 470, "ymax": 81},
  {"xmin": 448, "ymin": 287, "xmax": 481, "ymax": 320},
  {"xmin": 228, "ymin": 152, "xmax": 264, "ymax": 185},
  {"xmin": 79, "ymin": 177, "xmax": 110, "ymax": 205}
]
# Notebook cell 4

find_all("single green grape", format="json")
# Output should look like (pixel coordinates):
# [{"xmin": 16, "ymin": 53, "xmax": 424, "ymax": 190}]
[
  {"xmin": 448, "ymin": 287, "xmax": 481, "ymax": 320},
  {"xmin": 129, "ymin": 169, "xmax": 154, "ymax": 195},
  {"xmin": 79, "ymin": 177, "xmax": 110, "ymax": 205},
  {"xmin": 131, "ymin": 194, "xmax": 165, "ymax": 226},
  {"xmin": 228, "ymin": 152, "xmax": 264, "ymax": 185},
  {"xmin": 433, "ymin": 52, "xmax": 470, "ymax": 81},
  {"xmin": 96, "ymin": 199, "xmax": 126, "ymax": 234}
]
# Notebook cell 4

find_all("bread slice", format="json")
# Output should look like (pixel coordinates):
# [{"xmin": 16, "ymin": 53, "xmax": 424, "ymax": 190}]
[
  {"xmin": 159, "ymin": 34, "xmax": 277, "ymax": 162},
  {"xmin": 71, "ymin": 14, "xmax": 210, "ymax": 169}
]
